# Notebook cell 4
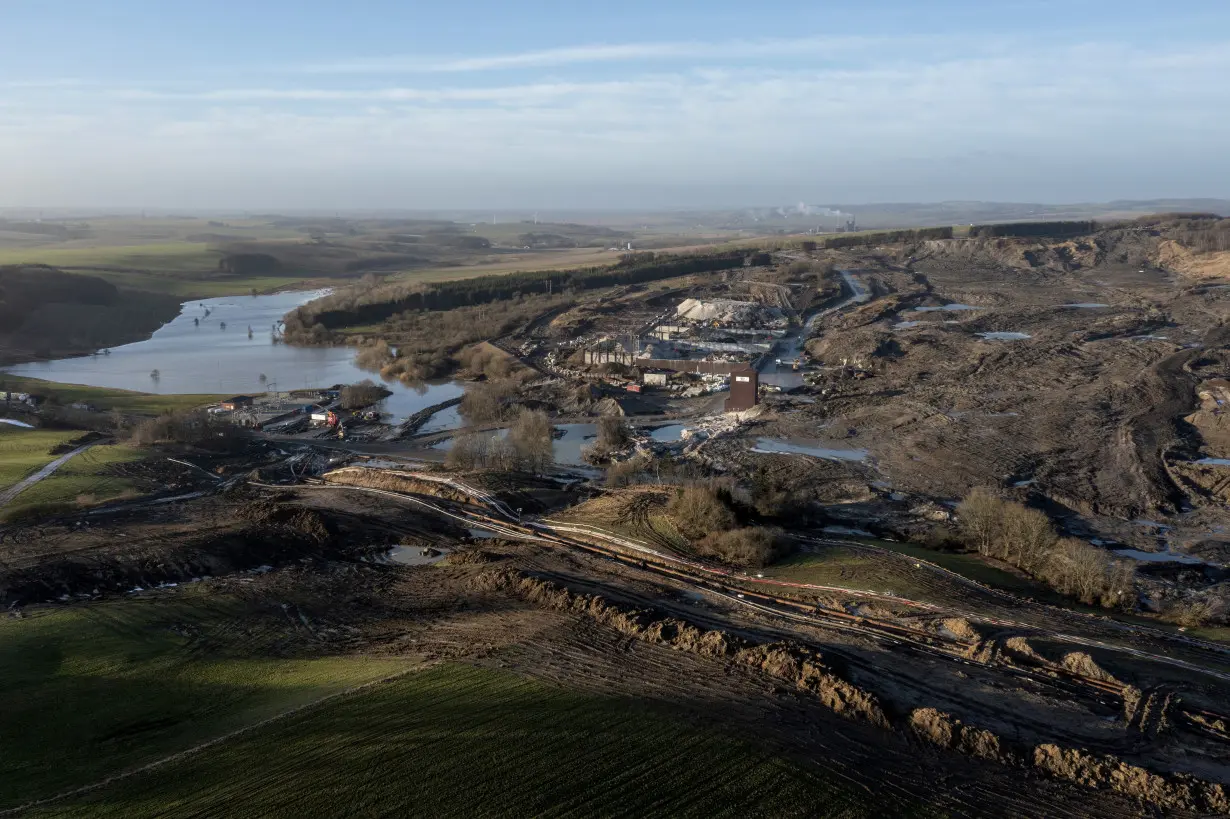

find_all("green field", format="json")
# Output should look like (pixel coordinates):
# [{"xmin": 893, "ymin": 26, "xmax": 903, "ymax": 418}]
[
  {"xmin": 764, "ymin": 539, "xmax": 1041, "ymax": 603},
  {"xmin": 0, "ymin": 426, "xmax": 83, "ymax": 492},
  {"xmin": 0, "ymin": 242, "xmax": 222, "ymax": 272},
  {"xmin": 0, "ymin": 592, "xmax": 415, "ymax": 811},
  {"xmin": 12, "ymin": 442, "xmax": 145, "ymax": 507},
  {"xmin": 90, "ymin": 270, "xmax": 325, "ymax": 298},
  {"xmin": 2, "ymin": 375, "xmax": 222, "ymax": 414},
  {"xmin": 29, "ymin": 662, "xmax": 904, "ymax": 818}
]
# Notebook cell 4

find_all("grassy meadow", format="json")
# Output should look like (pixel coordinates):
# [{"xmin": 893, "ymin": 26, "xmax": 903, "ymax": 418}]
[
  {"xmin": 2, "ymin": 375, "xmax": 222, "ymax": 414},
  {"xmin": 0, "ymin": 591, "xmax": 416, "ymax": 812},
  {"xmin": 27, "ymin": 661, "xmax": 905, "ymax": 818},
  {"xmin": 0, "ymin": 426, "xmax": 83, "ymax": 492},
  {"xmin": 13, "ymin": 442, "xmax": 144, "ymax": 507}
]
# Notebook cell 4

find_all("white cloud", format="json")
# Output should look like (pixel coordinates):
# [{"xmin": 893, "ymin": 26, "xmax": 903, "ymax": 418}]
[
  {"xmin": 300, "ymin": 36, "xmax": 891, "ymax": 74},
  {"xmin": 2, "ymin": 37, "xmax": 1228, "ymax": 208}
]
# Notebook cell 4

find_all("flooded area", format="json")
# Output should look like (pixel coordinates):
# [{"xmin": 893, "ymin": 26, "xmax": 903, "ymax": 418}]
[
  {"xmin": 978, "ymin": 332, "xmax": 1032, "ymax": 341},
  {"xmin": 760, "ymin": 270, "xmax": 868, "ymax": 389},
  {"xmin": 1112, "ymin": 548, "xmax": 1208, "ymax": 566},
  {"xmin": 417, "ymin": 405, "xmax": 463, "ymax": 435},
  {"xmin": 752, "ymin": 438, "xmax": 869, "ymax": 462},
  {"xmin": 2, "ymin": 290, "xmax": 465, "ymax": 424},
  {"xmin": 913, "ymin": 303, "xmax": 981, "ymax": 312},
  {"xmin": 387, "ymin": 545, "xmax": 451, "ymax": 566},
  {"xmin": 649, "ymin": 424, "xmax": 688, "ymax": 442}
]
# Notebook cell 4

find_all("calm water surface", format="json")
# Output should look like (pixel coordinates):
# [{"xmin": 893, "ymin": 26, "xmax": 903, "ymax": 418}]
[{"xmin": 3, "ymin": 290, "xmax": 464, "ymax": 423}]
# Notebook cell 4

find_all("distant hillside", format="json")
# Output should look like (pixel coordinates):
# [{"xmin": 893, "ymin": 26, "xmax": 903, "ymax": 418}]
[{"xmin": 0, "ymin": 265, "xmax": 181, "ymax": 364}]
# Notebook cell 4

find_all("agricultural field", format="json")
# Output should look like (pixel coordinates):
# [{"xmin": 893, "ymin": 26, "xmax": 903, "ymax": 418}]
[
  {"xmin": 12, "ymin": 442, "xmax": 145, "ymax": 507},
  {"xmin": 0, "ymin": 242, "xmax": 224, "ymax": 273},
  {"xmin": 0, "ymin": 426, "xmax": 83, "ymax": 492},
  {"xmin": 0, "ymin": 590, "xmax": 416, "ymax": 812},
  {"xmin": 29, "ymin": 662, "xmax": 899, "ymax": 818}
]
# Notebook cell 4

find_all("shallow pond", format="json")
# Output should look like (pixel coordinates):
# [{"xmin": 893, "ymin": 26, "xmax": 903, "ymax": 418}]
[
  {"xmin": 1061, "ymin": 303, "xmax": 1110, "ymax": 309},
  {"xmin": 752, "ymin": 438, "xmax": 868, "ymax": 462},
  {"xmin": 649, "ymin": 424, "xmax": 688, "ymax": 442},
  {"xmin": 978, "ymin": 332, "xmax": 1032, "ymax": 341},
  {"xmin": 913, "ymin": 304, "xmax": 981, "ymax": 312},
  {"xmin": 418, "ymin": 406, "xmax": 463, "ymax": 435},
  {"xmin": 1112, "ymin": 548, "xmax": 1207, "ymax": 566},
  {"xmin": 2, "ymin": 290, "xmax": 465, "ymax": 424},
  {"xmin": 388, "ymin": 545, "xmax": 451, "ymax": 566},
  {"xmin": 1197, "ymin": 458, "xmax": 1230, "ymax": 467}
]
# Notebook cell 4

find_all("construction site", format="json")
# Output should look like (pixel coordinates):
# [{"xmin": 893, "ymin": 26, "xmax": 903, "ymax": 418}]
[{"xmin": 3, "ymin": 214, "xmax": 1230, "ymax": 816}]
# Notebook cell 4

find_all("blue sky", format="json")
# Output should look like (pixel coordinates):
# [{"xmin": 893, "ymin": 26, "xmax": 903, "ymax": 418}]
[{"xmin": 2, "ymin": 0, "xmax": 1228, "ymax": 209}]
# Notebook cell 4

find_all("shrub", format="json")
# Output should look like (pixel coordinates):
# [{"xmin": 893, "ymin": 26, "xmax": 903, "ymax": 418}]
[
  {"xmin": 339, "ymin": 380, "xmax": 388, "ymax": 409},
  {"xmin": 508, "ymin": 408, "xmax": 553, "ymax": 473},
  {"xmin": 668, "ymin": 485, "xmax": 736, "ymax": 540},
  {"xmin": 129, "ymin": 410, "xmax": 249, "ymax": 451},
  {"xmin": 606, "ymin": 454, "xmax": 652, "ymax": 487},
  {"xmin": 956, "ymin": 489, "xmax": 1135, "ymax": 609},
  {"xmin": 696, "ymin": 526, "xmax": 784, "ymax": 568}
]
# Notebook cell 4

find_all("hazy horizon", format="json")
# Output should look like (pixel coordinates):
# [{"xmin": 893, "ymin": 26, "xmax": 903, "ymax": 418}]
[{"xmin": 3, "ymin": 0, "xmax": 1229, "ymax": 210}]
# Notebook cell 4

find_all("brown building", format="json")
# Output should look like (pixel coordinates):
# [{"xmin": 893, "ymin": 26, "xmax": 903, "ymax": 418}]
[
  {"xmin": 220, "ymin": 395, "xmax": 254, "ymax": 411},
  {"xmin": 724, "ymin": 365, "xmax": 759, "ymax": 412}
]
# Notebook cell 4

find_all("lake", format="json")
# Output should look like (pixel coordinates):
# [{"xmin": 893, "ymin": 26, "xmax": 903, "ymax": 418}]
[{"xmin": 3, "ymin": 290, "xmax": 465, "ymax": 423}]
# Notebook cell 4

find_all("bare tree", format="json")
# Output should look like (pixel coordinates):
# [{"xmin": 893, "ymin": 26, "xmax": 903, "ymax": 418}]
[
  {"xmin": 957, "ymin": 487, "xmax": 1003, "ymax": 557},
  {"xmin": 1000, "ymin": 503, "xmax": 1056, "ymax": 572},
  {"xmin": 508, "ymin": 408, "xmax": 553, "ymax": 473}
]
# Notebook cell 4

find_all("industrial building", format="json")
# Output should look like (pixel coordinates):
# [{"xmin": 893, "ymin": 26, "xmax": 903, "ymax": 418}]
[{"xmin": 724, "ymin": 365, "xmax": 759, "ymax": 412}]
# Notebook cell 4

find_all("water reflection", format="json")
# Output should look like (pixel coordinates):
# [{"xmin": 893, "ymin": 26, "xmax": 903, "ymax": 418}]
[{"xmin": 3, "ymin": 290, "xmax": 463, "ymax": 423}]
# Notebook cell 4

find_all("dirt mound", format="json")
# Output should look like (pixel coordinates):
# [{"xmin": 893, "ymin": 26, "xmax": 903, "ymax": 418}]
[
  {"xmin": 238, "ymin": 501, "xmax": 333, "ymax": 543},
  {"xmin": 1060, "ymin": 652, "xmax": 1122, "ymax": 685},
  {"xmin": 323, "ymin": 467, "xmax": 472, "ymax": 504},
  {"xmin": 1003, "ymin": 636, "xmax": 1047, "ymax": 664},
  {"xmin": 909, "ymin": 708, "xmax": 1013, "ymax": 763},
  {"xmin": 447, "ymin": 548, "xmax": 504, "ymax": 565},
  {"xmin": 1032, "ymin": 744, "xmax": 1228, "ymax": 813},
  {"xmin": 937, "ymin": 617, "xmax": 981, "ymax": 643},
  {"xmin": 1158, "ymin": 240, "xmax": 1230, "ymax": 282},
  {"xmin": 482, "ymin": 569, "xmax": 889, "ymax": 727}
]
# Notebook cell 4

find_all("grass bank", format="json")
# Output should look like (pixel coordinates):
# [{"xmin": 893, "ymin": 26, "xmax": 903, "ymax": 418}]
[
  {"xmin": 0, "ymin": 592, "xmax": 415, "ymax": 811},
  {"xmin": 0, "ymin": 427, "xmax": 83, "ymax": 492},
  {"xmin": 30, "ymin": 662, "xmax": 905, "ymax": 818},
  {"xmin": 12, "ymin": 442, "xmax": 144, "ymax": 507},
  {"xmin": 1, "ymin": 375, "xmax": 222, "ymax": 414}
]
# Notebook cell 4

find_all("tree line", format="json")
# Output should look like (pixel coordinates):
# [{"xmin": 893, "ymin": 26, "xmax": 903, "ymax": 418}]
[
  {"xmin": 283, "ymin": 250, "xmax": 749, "ymax": 336},
  {"xmin": 968, "ymin": 221, "xmax": 1098, "ymax": 239},
  {"xmin": 957, "ymin": 488, "xmax": 1135, "ymax": 609},
  {"xmin": 820, "ymin": 226, "xmax": 954, "ymax": 249}
]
